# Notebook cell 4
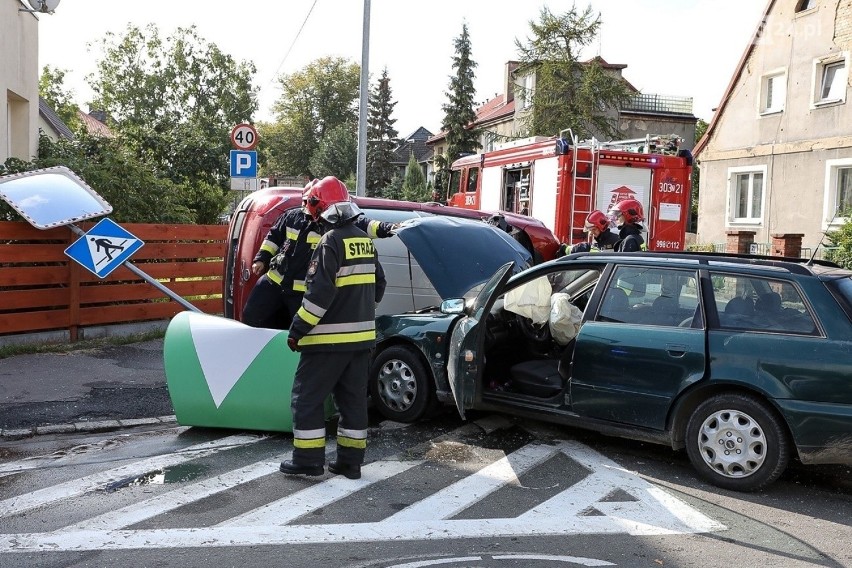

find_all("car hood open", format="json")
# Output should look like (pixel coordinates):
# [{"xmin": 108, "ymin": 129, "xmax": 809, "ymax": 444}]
[{"xmin": 394, "ymin": 216, "xmax": 533, "ymax": 299}]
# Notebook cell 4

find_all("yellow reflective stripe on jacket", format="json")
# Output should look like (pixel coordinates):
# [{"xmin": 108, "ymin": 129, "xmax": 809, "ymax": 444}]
[
  {"xmin": 335, "ymin": 263, "xmax": 376, "ymax": 287},
  {"xmin": 298, "ymin": 330, "xmax": 376, "ymax": 346},
  {"xmin": 284, "ymin": 228, "xmax": 300, "ymax": 241},
  {"xmin": 292, "ymin": 280, "xmax": 307, "ymax": 292},
  {"xmin": 366, "ymin": 220, "xmax": 381, "ymax": 239},
  {"xmin": 336, "ymin": 274, "xmax": 376, "ymax": 287},
  {"xmin": 296, "ymin": 306, "xmax": 321, "ymax": 326},
  {"xmin": 307, "ymin": 234, "xmax": 321, "ymax": 245},
  {"xmin": 259, "ymin": 240, "xmax": 278, "ymax": 255},
  {"xmin": 267, "ymin": 271, "xmax": 283, "ymax": 285}
]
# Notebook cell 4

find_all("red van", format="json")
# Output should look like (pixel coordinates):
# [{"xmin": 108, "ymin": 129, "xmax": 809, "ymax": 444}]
[{"xmin": 223, "ymin": 187, "xmax": 560, "ymax": 322}]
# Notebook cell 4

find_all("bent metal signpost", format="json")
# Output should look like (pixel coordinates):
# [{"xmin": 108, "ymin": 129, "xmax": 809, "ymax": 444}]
[{"xmin": 0, "ymin": 166, "xmax": 201, "ymax": 314}]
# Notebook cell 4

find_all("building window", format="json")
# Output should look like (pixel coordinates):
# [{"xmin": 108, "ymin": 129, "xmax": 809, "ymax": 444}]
[
  {"xmin": 727, "ymin": 166, "xmax": 766, "ymax": 224},
  {"xmin": 823, "ymin": 158, "xmax": 852, "ymax": 227},
  {"xmin": 521, "ymin": 73, "xmax": 534, "ymax": 109},
  {"xmin": 795, "ymin": 0, "xmax": 816, "ymax": 12},
  {"xmin": 760, "ymin": 70, "xmax": 786, "ymax": 114},
  {"xmin": 813, "ymin": 54, "xmax": 849, "ymax": 106}
]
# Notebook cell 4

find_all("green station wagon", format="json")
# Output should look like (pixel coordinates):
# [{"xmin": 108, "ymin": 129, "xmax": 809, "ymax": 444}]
[{"xmin": 369, "ymin": 240, "xmax": 852, "ymax": 491}]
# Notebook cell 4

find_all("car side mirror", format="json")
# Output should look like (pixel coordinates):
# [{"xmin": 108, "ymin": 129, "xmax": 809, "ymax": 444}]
[{"xmin": 440, "ymin": 298, "xmax": 465, "ymax": 314}]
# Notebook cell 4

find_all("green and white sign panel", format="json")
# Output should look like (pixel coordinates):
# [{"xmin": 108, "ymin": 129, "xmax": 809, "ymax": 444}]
[{"xmin": 164, "ymin": 312, "xmax": 331, "ymax": 432}]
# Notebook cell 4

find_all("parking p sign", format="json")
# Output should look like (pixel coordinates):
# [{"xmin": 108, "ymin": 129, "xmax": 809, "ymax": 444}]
[{"xmin": 230, "ymin": 150, "xmax": 257, "ymax": 178}]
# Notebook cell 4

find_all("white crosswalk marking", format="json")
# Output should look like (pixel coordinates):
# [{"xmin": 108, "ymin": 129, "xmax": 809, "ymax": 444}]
[
  {"xmin": 220, "ymin": 460, "xmax": 418, "ymax": 527},
  {"xmin": 0, "ymin": 425, "xmax": 725, "ymax": 553},
  {"xmin": 0, "ymin": 434, "xmax": 263, "ymax": 518},
  {"xmin": 386, "ymin": 441, "xmax": 556, "ymax": 522}
]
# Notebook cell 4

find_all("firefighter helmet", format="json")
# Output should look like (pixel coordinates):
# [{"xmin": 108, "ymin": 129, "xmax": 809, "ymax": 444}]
[
  {"xmin": 583, "ymin": 210, "xmax": 610, "ymax": 233},
  {"xmin": 609, "ymin": 198, "xmax": 644, "ymax": 224},
  {"xmin": 304, "ymin": 176, "xmax": 360, "ymax": 224}
]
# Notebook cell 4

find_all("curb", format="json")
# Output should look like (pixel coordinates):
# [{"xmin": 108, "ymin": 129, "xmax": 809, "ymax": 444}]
[{"xmin": 1, "ymin": 415, "xmax": 178, "ymax": 440}]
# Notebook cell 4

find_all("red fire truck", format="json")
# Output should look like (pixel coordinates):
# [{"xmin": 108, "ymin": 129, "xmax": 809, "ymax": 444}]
[{"xmin": 447, "ymin": 130, "xmax": 694, "ymax": 251}]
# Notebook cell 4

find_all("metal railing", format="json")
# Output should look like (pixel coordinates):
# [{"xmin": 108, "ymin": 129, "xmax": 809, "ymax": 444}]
[{"xmin": 622, "ymin": 94, "xmax": 694, "ymax": 115}]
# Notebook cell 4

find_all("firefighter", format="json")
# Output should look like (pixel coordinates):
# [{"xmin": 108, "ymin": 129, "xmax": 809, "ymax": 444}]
[
  {"xmin": 279, "ymin": 176, "xmax": 386, "ymax": 480},
  {"xmin": 556, "ymin": 210, "xmax": 619, "ymax": 256},
  {"xmin": 242, "ymin": 180, "xmax": 395, "ymax": 330},
  {"xmin": 609, "ymin": 198, "xmax": 647, "ymax": 252}
]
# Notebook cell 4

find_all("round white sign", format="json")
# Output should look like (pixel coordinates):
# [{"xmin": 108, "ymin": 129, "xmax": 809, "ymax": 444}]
[{"xmin": 230, "ymin": 123, "xmax": 259, "ymax": 151}]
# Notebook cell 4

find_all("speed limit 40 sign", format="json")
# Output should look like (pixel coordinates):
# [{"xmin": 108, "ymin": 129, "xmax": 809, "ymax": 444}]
[{"xmin": 230, "ymin": 123, "xmax": 258, "ymax": 151}]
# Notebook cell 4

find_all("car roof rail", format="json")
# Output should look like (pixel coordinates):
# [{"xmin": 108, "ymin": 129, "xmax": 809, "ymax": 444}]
[{"xmin": 570, "ymin": 250, "xmax": 839, "ymax": 275}]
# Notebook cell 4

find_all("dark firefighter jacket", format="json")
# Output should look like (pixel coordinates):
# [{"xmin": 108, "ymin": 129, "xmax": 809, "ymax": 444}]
[
  {"xmin": 559, "ymin": 229, "xmax": 620, "ymax": 256},
  {"xmin": 614, "ymin": 224, "xmax": 646, "ymax": 252},
  {"xmin": 289, "ymin": 221, "xmax": 386, "ymax": 352},
  {"xmin": 253, "ymin": 208, "xmax": 393, "ymax": 294}
]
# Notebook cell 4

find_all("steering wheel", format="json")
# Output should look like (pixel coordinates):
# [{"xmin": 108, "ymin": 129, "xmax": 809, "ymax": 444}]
[{"xmin": 517, "ymin": 315, "xmax": 551, "ymax": 343}]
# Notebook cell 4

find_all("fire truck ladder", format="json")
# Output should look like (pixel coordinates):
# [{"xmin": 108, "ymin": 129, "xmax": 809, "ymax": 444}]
[{"xmin": 562, "ymin": 128, "xmax": 598, "ymax": 242}]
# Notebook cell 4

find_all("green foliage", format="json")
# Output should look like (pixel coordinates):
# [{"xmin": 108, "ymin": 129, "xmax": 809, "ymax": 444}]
[
  {"xmin": 381, "ymin": 173, "xmax": 404, "ymax": 201},
  {"xmin": 514, "ymin": 5, "xmax": 632, "ymax": 139},
  {"xmin": 440, "ymin": 24, "xmax": 480, "ymax": 167},
  {"xmin": 688, "ymin": 119, "xmax": 708, "ymax": 233},
  {"xmin": 265, "ymin": 57, "xmax": 360, "ymax": 178},
  {"xmin": 401, "ymin": 153, "xmax": 429, "ymax": 202},
  {"xmin": 38, "ymin": 65, "xmax": 81, "ymax": 132},
  {"xmin": 826, "ymin": 215, "xmax": 852, "ymax": 268},
  {"xmin": 88, "ymin": 24, "xmax": 257, "ymax": 190},
  {"xmin": 308, "ymin": 124, "xmax": 357, "ymax": 181},
  {"xmin": 366, "ymin": 68, "xmax": 399, "ymax": 197},
  {"xmin": 431, "ymin": 153, "xmax": 451, "ymax": 202},
  {"xmin": 1, "ymin": 133, "xmax": 198, "ymax": 224}
]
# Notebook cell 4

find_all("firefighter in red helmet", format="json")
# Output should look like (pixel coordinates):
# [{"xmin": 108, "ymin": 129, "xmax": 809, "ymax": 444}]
[
  {"xmin": 242, "ymin": 179, "xmax": 394, "ymax": 330},
  {"xmin": 279, "ymin": 176, "xmax": 386, "ymax": 481},
  {"xmin": 556, "ymin": 210, "xmax": 619, "ymax": 256},
  {"xmin": 608, "ymin": 198, "xmax": 647, "ymax": 252}
]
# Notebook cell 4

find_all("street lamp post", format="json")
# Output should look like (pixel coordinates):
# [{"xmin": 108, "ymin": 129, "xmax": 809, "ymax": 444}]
[{"xmin": 355, "ymin": 0, "xmax": 370, "ymax": 197}]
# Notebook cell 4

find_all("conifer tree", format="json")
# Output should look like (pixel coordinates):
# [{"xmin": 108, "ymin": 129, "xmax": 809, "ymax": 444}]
[
  {"xmin": 438, "ymin": 23, "xmax": 480, "ymax": 200},
  {"xmin": 366, "ymin": 68, "xmax": 399, "ymax": 197},
  {"xmin": 514, "ymin": 5, "xmax": 631, "ymax": 139},
  {"xmin": 401, "ymin": 152, "xmax": 429, "ymax": 202}
]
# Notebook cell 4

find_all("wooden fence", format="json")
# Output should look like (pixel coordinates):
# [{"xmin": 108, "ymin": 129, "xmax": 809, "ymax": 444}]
[{"xmin": 0, "ymin": 221, "xmax": 228, "ymax": 341}]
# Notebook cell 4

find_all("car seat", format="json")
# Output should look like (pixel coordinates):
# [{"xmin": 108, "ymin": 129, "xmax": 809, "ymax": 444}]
[
  {"xmin": 650, "ymin": 295, "xmax": 680, "ymax": 326},
  {"xmin": 755, "ymin": 292, "xmax": 782, "ymax": 314},
  {"xmin": 599, "ymin": 287, "xmax": 630, "ymax": 322}
]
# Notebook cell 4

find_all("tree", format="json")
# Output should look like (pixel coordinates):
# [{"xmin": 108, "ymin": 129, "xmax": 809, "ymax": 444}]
[
  {"xmin": 401, "ymin": 152, "xmax": 429, "ymax": 202},
  {"xmin": 514, "ymin": 5, "xmax": 632, "ymax": 139},
  {"xmin": 438, "ymin": 23, "xmax": 480, "ymax": 200},
  {"xmin": 38, "ymin": 66, "xmax": 81, "ymax": 132},
  {"xmin": 690, "ymin": 119, "xmax": 709, "ymax": 232},
  {"xmin": 309, "ymin": 123, "xmax": 357, "ymax": 181},
  {"xmin": 366, "ymin": 68, "xmax": 399, "ymax": 197},
  {"xmin": 827, "ymin": 217, "xmax": 852, "ymax": 269},
  {"xmin": 264, "ymin": 57, "xmax": 360, "ymax": 179},
  {"xmin": 88, "ymin": 24, "xmax": 257, "ymax": 193},
  {"xmin": 382, "ymin": 172, "xmax": 404, "ymax": 201}
]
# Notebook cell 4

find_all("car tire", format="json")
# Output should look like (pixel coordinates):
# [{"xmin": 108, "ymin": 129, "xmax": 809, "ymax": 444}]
[
  {"xmin": 369, "ymin": 345, "xmax": 435, "ymax": 423},
  {"xmin": 685, "ymin": 393, "xmax": 790, "ymax": 492}
]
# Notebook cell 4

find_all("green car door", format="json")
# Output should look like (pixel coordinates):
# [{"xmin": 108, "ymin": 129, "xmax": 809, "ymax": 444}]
[
  {"xmin": 447, "ymin": 262, "xmax": 515, "ymax": 419},
  {"xmin": 570, "ymin": 266, "xmax": 707, "ymax": 430}
]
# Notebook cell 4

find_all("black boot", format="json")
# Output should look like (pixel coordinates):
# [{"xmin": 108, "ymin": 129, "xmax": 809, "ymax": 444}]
[
  {"xmin": 279, "ymin": 460, "xmax": 324, "ymax": 477},
  {"xmin": 328, "ymin": 461, "xmax": 361, "ymax": 480}
]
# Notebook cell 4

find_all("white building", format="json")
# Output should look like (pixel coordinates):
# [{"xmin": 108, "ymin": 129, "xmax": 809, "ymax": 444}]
[
  {"xmin": 694, "ymin": 0, "xmax": 852, "ymax": 255},
  {"xmin": 1, "ymin": 0, "xmax": 40, "ymax": 164}
]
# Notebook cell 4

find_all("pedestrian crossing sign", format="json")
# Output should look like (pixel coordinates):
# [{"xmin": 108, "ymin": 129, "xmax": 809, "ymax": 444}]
[{"xmin": 64, "ymin": 218, "xmax": 145, "ymax": 278}]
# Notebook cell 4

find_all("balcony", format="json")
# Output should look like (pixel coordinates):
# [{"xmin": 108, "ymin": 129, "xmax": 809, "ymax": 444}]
[{"xmin": 622, "ymin": 94, "xmax": 694, "ymax": 116}]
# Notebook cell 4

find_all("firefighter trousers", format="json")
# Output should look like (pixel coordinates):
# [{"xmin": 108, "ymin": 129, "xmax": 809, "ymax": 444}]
[
  {"xmin": 242, "ymin": 275, "xmax": 302, "ymax": 330},
  {"xmin": 289, "ymin": 349, "xmax": 371, "ymax": 468}
]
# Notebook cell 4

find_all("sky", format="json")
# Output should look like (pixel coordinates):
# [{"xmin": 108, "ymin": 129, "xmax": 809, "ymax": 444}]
[{"xmin": 37, "ymin": 0, "xmax": 769, "ymax": 137}]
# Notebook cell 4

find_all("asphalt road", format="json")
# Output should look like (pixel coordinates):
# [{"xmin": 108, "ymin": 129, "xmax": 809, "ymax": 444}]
[{"xmin": 0, "ymin": 339, "xmax": 173, "ymax": 434}]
